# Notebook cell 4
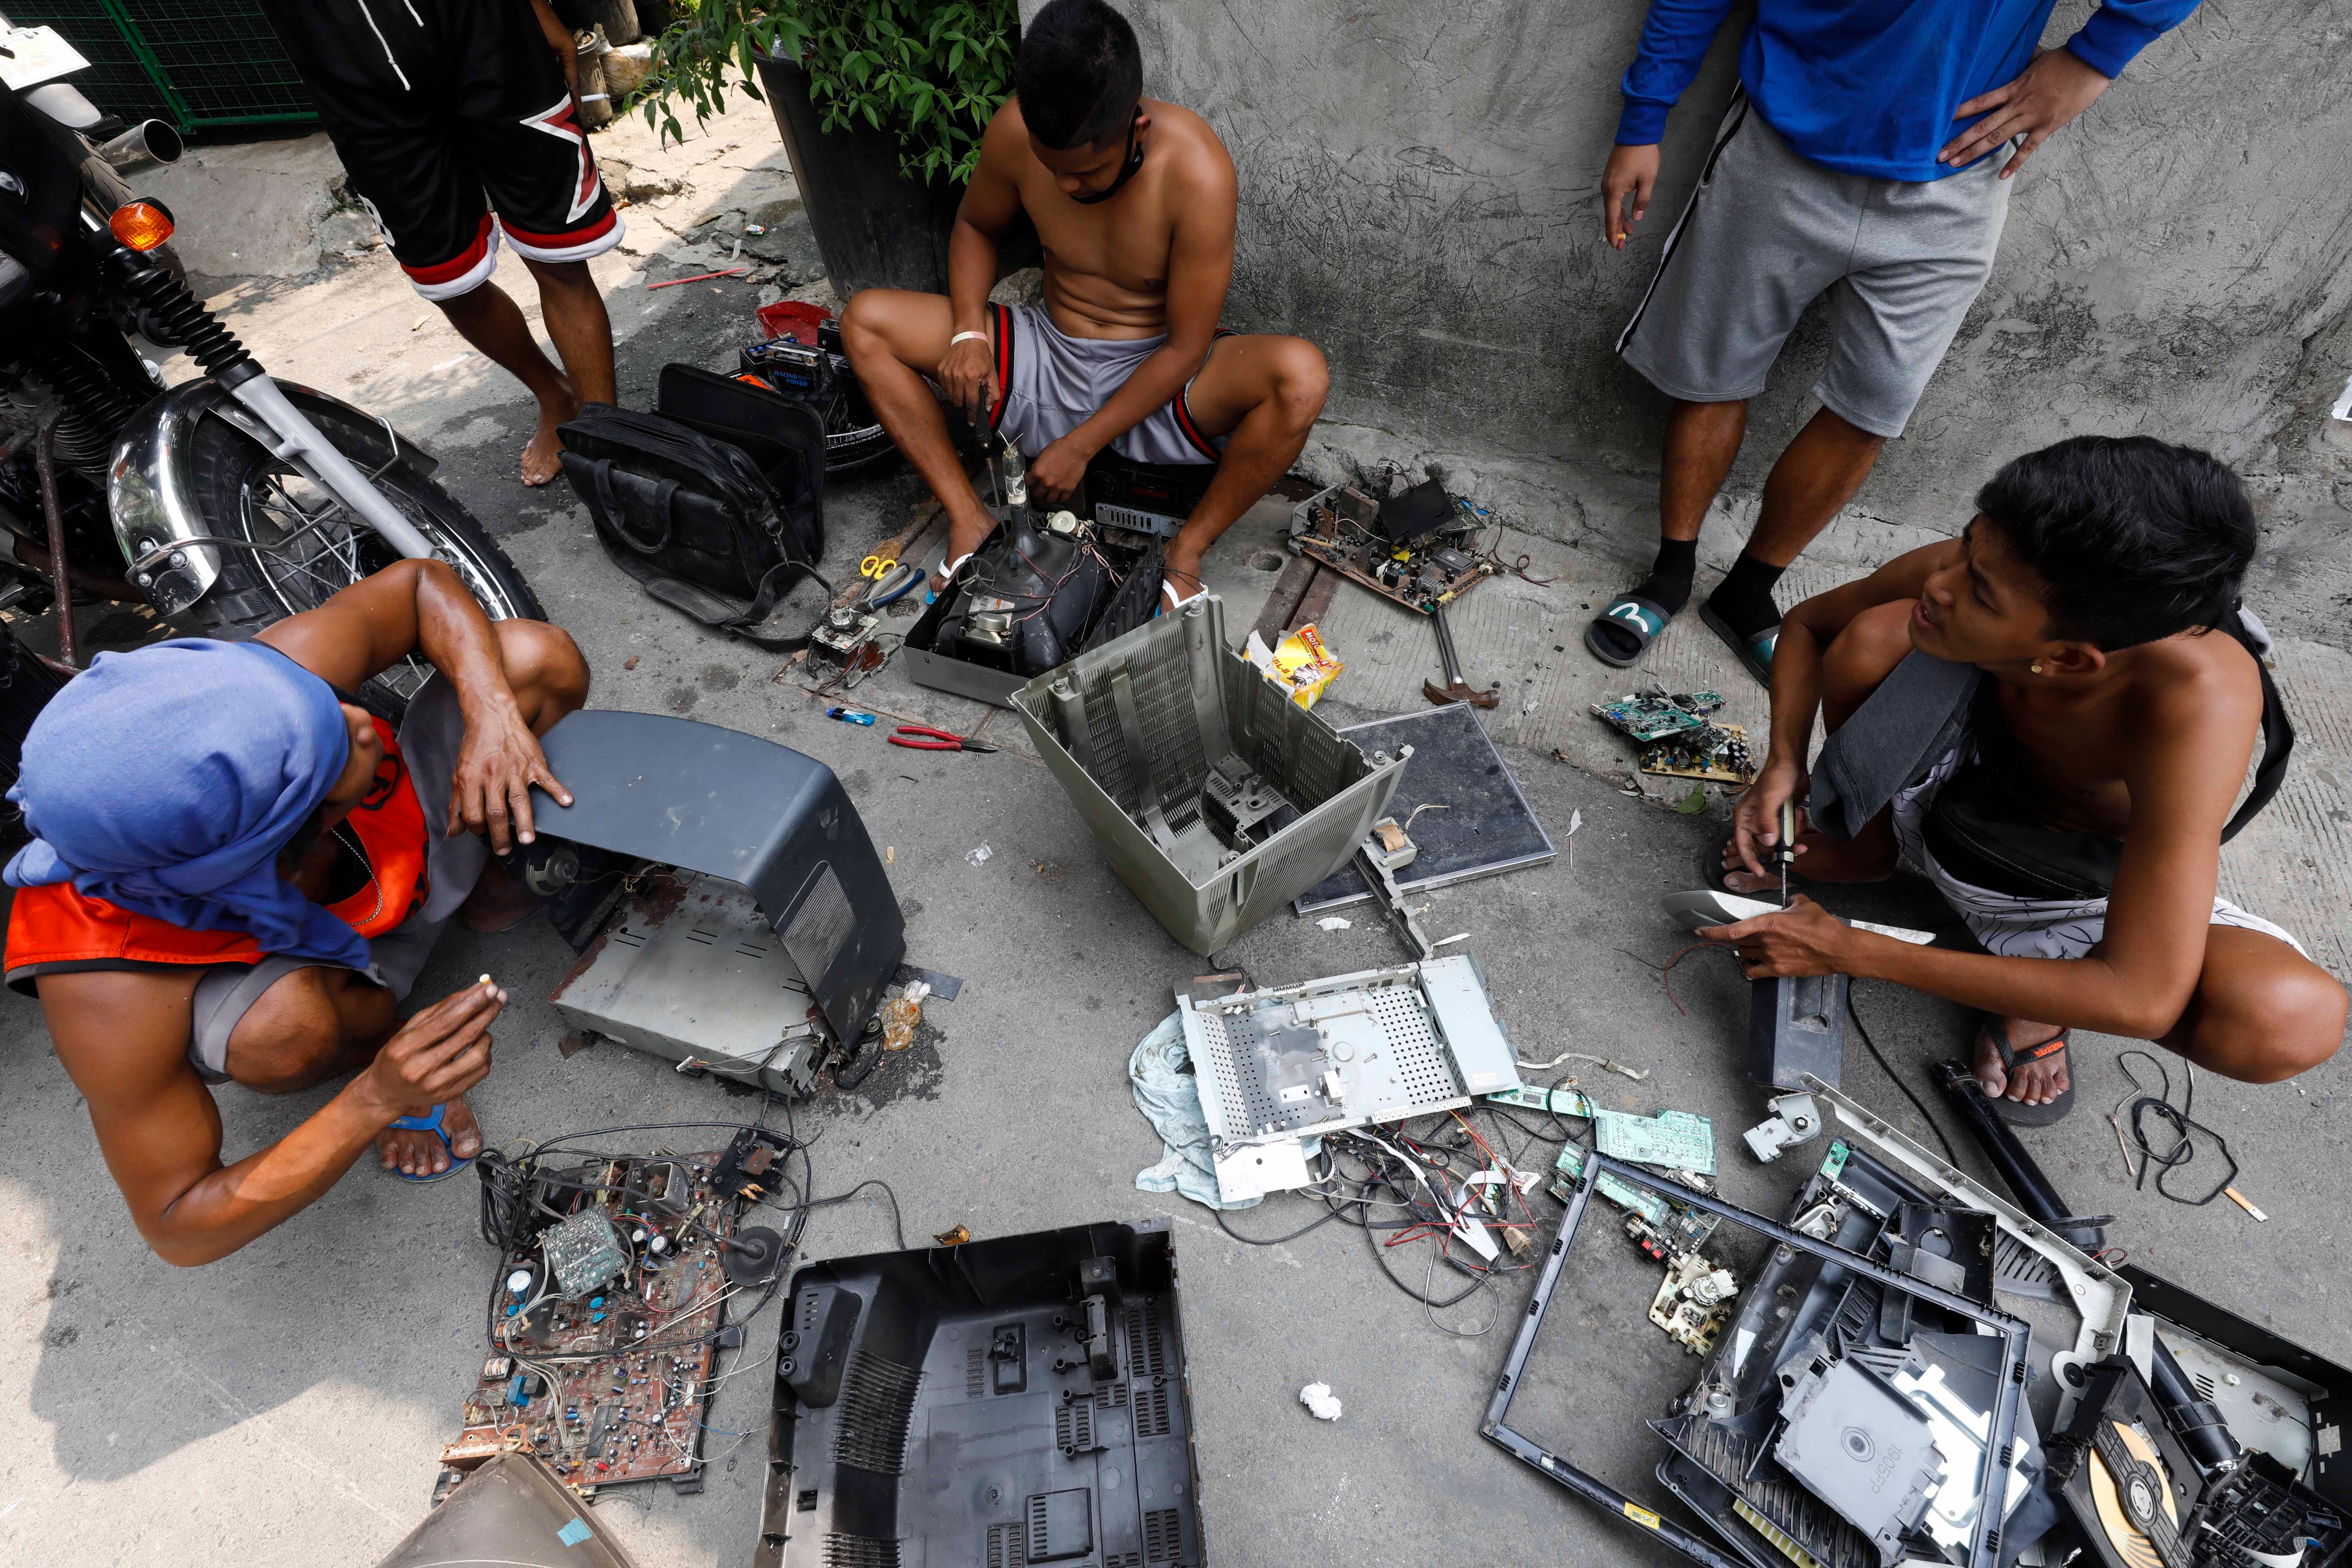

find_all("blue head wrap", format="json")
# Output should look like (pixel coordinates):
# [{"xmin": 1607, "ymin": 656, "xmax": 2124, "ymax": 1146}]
[{"xmin": 5, "ymin": 638, "xmax": 371, "ymax": 969}]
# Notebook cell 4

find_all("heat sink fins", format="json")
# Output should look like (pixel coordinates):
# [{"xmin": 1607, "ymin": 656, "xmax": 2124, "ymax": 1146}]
[{"xmin": 1733, "ymin": 1497, "xmax": 1828, "ymax": 1568}]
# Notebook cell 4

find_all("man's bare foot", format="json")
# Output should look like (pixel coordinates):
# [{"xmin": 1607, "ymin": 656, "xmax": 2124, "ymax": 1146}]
[
  {"xmin": 1975, "ymin": 1016, "xmax": 2071, "ymax": 1106},
  {"xmin": 522, "ymin": 401, "xmax": 572, "ymax": 487},
  {"xmin": 1719, "ymin": 848, "xmax": 1783, "ymax": 899},
  {"xmin": 374, "ymin": 1094, "xmax": 482, "ymax": 1178},
  {"xmin": 458, "ymin": 858, "xmax": 539, "ymax": 934},
  {"xmin": 522, "ymin": 374, "xmax": 579, "ymax": 487}
]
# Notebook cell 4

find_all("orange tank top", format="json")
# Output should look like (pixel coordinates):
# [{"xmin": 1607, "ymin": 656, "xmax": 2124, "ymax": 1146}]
[{"xmin": 4, "ymin": 715, "xmax": 429, "ymax": 974}]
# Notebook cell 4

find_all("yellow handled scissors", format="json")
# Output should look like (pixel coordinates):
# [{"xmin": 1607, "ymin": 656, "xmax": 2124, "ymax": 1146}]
[{"xmin": 859, "ymin": 554, "xmax": 899, "ymax": 580}]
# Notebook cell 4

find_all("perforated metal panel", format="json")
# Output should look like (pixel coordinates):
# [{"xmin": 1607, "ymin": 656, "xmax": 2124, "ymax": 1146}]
[
  {"xmin": 1179, "ymin": 958, "xmax": 1518, "ymax": 1158},
  {"xmin": 1187, "ymin": 1008, "xmax": 1248, "ymax": 1141},
  {"xmin": 1372, "ymin": 985, "xmax": 1462, "ymax": 1105}
]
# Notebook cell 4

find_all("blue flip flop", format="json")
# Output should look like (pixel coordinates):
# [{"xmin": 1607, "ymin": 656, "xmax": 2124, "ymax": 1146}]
[{"xmin": 385, "ymin": 1102, "xmax": 475, "ymax": 1183}]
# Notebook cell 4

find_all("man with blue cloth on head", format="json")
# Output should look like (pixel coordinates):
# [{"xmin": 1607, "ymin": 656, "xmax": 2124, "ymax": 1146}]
[{"xmin": 2, "ymin": 562, "xmax": 588, "ymax": 1265}]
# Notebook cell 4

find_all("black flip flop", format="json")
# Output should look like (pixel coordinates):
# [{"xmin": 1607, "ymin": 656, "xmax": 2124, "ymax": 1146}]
[
  {"xmin": 1584, "ymin": 593, "xmax": 1674, "ymax": 669},
  {"xmin": 1975, "ymin": 1018, "xmax": 2074, "ymax": 1126},
  {"xmin": 1698, "ymin": 599, "xmax": 1779, "ymax": 688}
]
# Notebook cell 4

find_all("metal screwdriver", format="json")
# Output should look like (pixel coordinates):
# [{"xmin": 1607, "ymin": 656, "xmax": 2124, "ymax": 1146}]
[{"xmin": 1776, "ymin": 798, "xmax": 1797, "ymax": 908}]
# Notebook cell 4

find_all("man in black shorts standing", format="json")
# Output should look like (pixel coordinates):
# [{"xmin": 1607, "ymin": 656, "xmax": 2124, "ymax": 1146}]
[{"xmin": 261, "ymin": 0, "xmax": 624, "ymax": 486}]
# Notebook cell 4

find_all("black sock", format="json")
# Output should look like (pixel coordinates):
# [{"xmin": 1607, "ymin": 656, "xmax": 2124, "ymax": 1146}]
[
  {"xmin": 1708, "ymin": 551, "xmax": 1787, "ymax": 641},
  {"xmin": 1635, "ymin": 537, "xmax": 1699, "ymax": 616}
]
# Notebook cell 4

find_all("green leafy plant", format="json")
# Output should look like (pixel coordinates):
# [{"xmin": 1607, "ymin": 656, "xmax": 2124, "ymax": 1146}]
[{"xmin": 640, "ymin": 0, "xmax": 1017, "ymax": 185}]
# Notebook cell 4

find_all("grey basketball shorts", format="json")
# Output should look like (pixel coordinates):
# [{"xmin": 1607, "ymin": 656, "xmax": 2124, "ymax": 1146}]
[
  {"xmin": 1617, "ymin": 95, "xmax": 2011, "ymax": 438},
  {"xmin": 979, "ymin": 301, "xmax": 1230, "ymax": 467}
]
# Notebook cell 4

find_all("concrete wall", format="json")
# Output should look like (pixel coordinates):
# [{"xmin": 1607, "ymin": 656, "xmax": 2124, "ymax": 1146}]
[{"xmin": 1022, "ymin": 0, "xmax": 2352, "ymax": 644}]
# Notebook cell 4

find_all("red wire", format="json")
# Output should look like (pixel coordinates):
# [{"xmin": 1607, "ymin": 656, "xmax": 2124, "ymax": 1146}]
[{"xmin": 1656, "ymin": 941, "xmax": 1744, "ymax": 1016}]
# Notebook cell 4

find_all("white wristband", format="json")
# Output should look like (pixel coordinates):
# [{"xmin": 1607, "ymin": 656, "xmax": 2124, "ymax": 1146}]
[{"xmin": 949, "ymin": 330, "xmax": 990, "ymax": 348}]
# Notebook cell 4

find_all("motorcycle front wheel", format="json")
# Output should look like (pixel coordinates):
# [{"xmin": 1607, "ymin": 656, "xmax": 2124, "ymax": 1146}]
[{"xmin": 175, "ymin": 400, "xmax": 544, "ymax": 718}]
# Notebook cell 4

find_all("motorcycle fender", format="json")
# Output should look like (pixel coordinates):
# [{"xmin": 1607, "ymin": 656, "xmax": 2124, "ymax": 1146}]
[{"xmin": 107, "ymin": 378, "xmax": 441, "ymax": 617}]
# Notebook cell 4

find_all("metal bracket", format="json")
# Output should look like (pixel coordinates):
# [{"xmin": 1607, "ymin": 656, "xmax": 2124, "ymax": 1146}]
[
  {"xmin": 1739, "ymin": 1092, "xmax": 1822, "ymax": 1163},
  {"xmin": 1355, "ymin": 833, "xmax": 1435, "ymax": 960}
]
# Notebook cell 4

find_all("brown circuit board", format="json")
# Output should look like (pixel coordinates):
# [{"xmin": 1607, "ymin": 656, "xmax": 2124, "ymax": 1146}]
[
  {"xmin": 439, "ymin": 1150, "xmax": 756, "ymax": 1495},
  {"xmin": 1289, "ymin": 485, "xmax": 1498, "ymax": 615}
]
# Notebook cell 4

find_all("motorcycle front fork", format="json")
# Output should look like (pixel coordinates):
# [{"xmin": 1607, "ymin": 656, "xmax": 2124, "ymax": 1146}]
[{"xmin": 224, "ymin": 374, "xmax": 440, "ymax": 562}]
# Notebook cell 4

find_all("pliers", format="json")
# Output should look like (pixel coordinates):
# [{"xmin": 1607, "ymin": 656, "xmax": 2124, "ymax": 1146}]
[
  {"xmin": 888, "ymin": 724, "xmax": 996, "ymax": 753},
  {"xmin": 859, "ymin": 560, "xmax": 924, "ymax": 609}
]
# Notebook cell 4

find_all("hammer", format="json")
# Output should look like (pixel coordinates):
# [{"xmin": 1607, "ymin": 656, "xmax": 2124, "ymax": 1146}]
[{"xmin": 1422, "ymin": 602, "xmax": 1498, "ymax": 709}]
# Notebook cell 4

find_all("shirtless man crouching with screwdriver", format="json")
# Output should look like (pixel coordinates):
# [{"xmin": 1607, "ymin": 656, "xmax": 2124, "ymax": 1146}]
[
  {"xmin": 1698, "ymin": 437, "xmax": 2345, "ymax": 1126},
  {"xmin": 842, "ymin": 0, "xmax": 1330, "ymax": 611}
]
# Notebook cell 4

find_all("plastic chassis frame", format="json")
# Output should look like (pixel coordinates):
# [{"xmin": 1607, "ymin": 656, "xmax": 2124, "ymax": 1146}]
[
  {"xmin": 1481, "ymin": 1150, "xmax": 2031, "ymax": 1568},
  {"xmin": 1801, "ymin": 1073, "xmax": 2131, "ymax": 1414}
]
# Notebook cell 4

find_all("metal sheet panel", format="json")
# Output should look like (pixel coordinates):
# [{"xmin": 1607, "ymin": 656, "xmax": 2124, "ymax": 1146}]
[
  {"xmin": 548, "ymin": 875, "xmax": 824, "ymax": 1096},
  {"xmin": 1179, "ymin": 960, "xmax": 1522, "ymax": 1182},
  {"xmin": 1419, "ymin": 953, "xmax": 1516, "ymax": 1096}
]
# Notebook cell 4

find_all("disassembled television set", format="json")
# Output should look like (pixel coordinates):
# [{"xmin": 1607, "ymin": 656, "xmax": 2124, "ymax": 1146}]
[
  {"xmin": 515, "ymin": 710, "xmax": 905, "ymax": 1094},
  {"xmin": 1015, "ymin": 595, "xmax": 1407, "ymax": 953},
  {"xmin": 1174, "ymin": 955, "xmax": 1524, "ymax": 1203},
  {"xmin": 757, "ymin": 1220, "xmax": 1204, "ymax": 1568}
]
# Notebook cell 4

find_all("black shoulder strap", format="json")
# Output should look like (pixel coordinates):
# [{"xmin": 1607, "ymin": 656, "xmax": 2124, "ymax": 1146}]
[
  {"xmin": 2224, "ymin": 658, "xmax": 2293, "ymax": 844},
  {"xmin": 729, "ymin": 559, "xmax": 835, "ymax": 646},
  {"xmin": 589, "ymin": 523, "xmax": 835, "ymax": 652},
  {"xmin": 2220, "ymin": 615, "xmax": 2293, "ymax": 844}
]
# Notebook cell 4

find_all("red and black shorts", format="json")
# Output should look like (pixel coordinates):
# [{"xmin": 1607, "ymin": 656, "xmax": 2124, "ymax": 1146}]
[{"xmin": 260, "ymin": 0, "xmax": 624, "ymax": 301}]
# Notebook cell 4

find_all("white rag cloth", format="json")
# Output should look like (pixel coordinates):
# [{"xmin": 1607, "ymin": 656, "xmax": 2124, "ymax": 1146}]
[{"xmin": 1128, "ymin": 1011, "xmax": 1320, "ymax": 1212}]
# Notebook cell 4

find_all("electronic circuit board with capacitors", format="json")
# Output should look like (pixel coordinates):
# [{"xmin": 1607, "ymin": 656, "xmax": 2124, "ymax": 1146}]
[
  {"xmin": 1289, "ymin": 479, "xmax": 1500, "ymax": 614},
  {"xmin": 438, "ymin": 1133, "xmax": 790, "ymax": 1496}
]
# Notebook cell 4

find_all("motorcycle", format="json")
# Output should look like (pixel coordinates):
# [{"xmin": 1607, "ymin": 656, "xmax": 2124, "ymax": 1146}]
[{"xmin": 0, "ymin": 36, "xmax": 540, "ymax": 716}]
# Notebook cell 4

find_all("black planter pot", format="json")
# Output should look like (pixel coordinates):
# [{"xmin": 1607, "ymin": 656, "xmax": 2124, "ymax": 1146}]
[{"xmin": 753, "ymin": 52, "xmax": 964, "ymax": 297}]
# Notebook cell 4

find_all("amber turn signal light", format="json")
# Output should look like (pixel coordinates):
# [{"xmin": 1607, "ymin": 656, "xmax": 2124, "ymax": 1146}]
[{"xmin": 109, "ymin": 200, "xmax": 175, "ymax": 251}]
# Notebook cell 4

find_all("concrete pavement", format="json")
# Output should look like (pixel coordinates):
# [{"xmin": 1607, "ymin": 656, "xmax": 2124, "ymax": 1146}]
[{"xmin": 1, "ymin": 100, "xmax": 2347, "ymax": 1568}]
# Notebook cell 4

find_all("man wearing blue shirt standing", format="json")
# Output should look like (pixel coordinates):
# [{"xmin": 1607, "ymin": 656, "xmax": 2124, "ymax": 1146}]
[{"xmin": 1583, "ymin": 0, "xmax": 2202, "ymax": 682}]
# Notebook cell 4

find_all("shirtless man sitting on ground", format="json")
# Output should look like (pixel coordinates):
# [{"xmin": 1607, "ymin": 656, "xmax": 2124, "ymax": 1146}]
[
  {"xmin": 1697, "ymin": 436, "xmax": 2345, "ymax": 1123},
  {"xmin": 4, "ymin": 562, "xmax": 587, "ymax": 1262},
  {"xmin": 843, "ymin": 0, "xmax": 1329, "ymax": 609}
]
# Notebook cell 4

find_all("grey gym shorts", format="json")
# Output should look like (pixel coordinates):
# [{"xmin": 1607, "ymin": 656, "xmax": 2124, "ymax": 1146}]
[
  {"xmin": 1617, "ymin": 95, "xmax": 2011, "ymax": 439},
  {"xmin": 981, "ymin": 301, "xmax": 1230, "ymax": 467}
]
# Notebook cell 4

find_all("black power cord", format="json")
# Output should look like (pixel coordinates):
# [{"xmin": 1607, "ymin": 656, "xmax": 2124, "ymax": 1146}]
[
  {"xmin": 1846, "ymin": 983, "xmax": 1960, "ymax": 1167},
  {"xmin": 2113, "ymin": 1049, "xmax": 2239, "ymax": 1206}
]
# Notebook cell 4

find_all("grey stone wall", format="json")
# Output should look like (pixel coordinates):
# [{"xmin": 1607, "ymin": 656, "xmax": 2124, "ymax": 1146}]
[{"xmin": 1021, "ymin": 0, "xmax": 2352, "ymax": 643}]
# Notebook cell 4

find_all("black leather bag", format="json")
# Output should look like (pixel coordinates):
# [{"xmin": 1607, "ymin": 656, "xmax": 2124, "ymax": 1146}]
[
  {"xmin": 654, "ymin": 364, "xmax": 827, "ymax": 566},
  {"xmin": 557, "ymin": 380, "xmax": 828, "ymax": 648}
]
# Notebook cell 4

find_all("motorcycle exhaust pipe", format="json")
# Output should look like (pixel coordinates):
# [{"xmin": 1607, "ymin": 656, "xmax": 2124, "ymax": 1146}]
[{"xmin": 96, "ymin": 120, "xmax": 184, "ymax": 172}]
